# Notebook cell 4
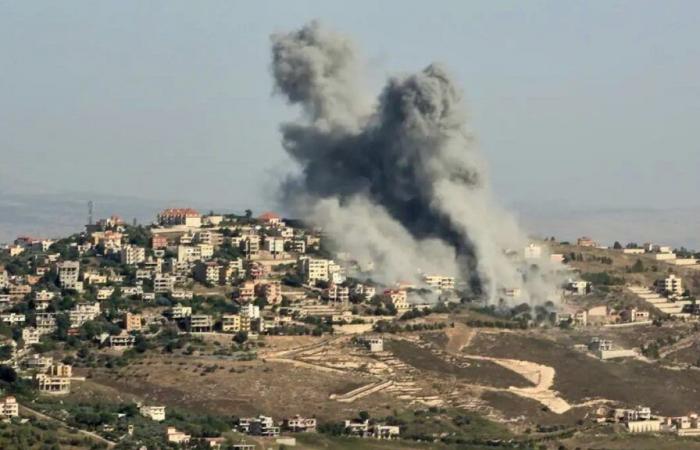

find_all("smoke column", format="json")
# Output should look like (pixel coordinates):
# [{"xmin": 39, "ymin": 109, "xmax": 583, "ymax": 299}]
[{"xmin": 270, "ymin": 21, "xmax": 562, "ymax": 304}]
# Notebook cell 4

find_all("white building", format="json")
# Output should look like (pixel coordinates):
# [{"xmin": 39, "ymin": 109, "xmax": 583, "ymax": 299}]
[
  {"xmin": 300, "ymin": 257, "xmax": 330, "ymax": 284},
  {"xmin": 659, "ymin": 274, "xmax": 684, "ymax": 297},
  {"xmin": 0, "ymin": 396, "xmax": 18, "ymax": 418},
  {"xmin": 120, "ymin": 245, "xmax": 146, "ymax": 265},
  {"xmin": 140, "ymin": 405, "xmax": 166, "ymax": 421}
]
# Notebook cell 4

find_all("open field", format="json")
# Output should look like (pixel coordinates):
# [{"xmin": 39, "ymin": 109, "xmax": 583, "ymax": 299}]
[
  {"xmin": 466, "ymin": 329, "xmax": 700, "ymax": 416},
  {"xmin": 76, "ymin": 354, "xmax": 400, "ymax": 421},
  {"xmin": 386, "ymin": 339, "xmax": 531, "ymax": 389},
  {"xmin": 563, "ymin": 425, "xmax": 700, "ymax": 449}
]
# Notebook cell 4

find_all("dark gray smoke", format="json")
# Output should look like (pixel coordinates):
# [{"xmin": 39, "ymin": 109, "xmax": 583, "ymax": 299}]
[{"xmin": 271, "ymin": 21, "xmax": 562, "ymax": 303}]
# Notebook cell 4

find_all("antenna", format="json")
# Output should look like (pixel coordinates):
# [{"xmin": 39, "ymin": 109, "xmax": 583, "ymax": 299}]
[{"xmin": 88, "ymin": 200, "xmax": 94, "ymax": 226}]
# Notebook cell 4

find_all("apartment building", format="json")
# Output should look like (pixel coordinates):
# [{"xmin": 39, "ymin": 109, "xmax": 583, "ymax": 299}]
[
  {"xmin": 222, "ymin": 314, "xmax": 242, "ymax": 332},
  {"xmin": 57, "ymin": 261, "xmax": 81, "ymax": 291},
  {"xmin": 264, "ymin": 237, "xmax": 285, "ymax": 255},
  {"xmin": 326, "ymin": 284, "xmax": 349, "ymax": 302},
  {"xmin": 158, "ymin": 208, "xmax": 201, "ymax": 228},
  {"xmin": 194, "ymin": 261, "xmax": 221, "ymax": 285},
  {"xmin": 120, "ymin": 245, "xmax": 146, "ymax": 265},
  {"xmin": 423, "ymin": 275, "xmax": 456, "ymax": 291},
  {"xmin": 0, "ymin": 396, "xmax": 18, "ymax": 418},
  {"xmin": 237, "ymin": 281, "xmax": 256, "ymax": 302},
  {"xmin": 8, "ymin": 285, "xmax": 31, "ymax": 300},
  {"xmin": 22, "ymin": 327, "xmax": 41, "ymax": 345},
  {"xmin": 658, "ymin": 274, "xmax": 684, "ymax": 297},
  {"xmin": 124, "ymin": 313, "xmax": 142, "ymax": 332},
  {"xmin": 300, "ymin": 257, "xmax": 330, "ymax": 283},
  {"xmin": 36, "ymin": 364, "xmax": 72, "ymax": 394},
  {"xmin": 290, "ymin": 239, "xmax": 306, "ymax": 254},
  {"xmin": 258, "ymin": 280, "xmax": 283, "ymax": 304},
  {"xmin": 177, "ymin": 245, "xmax": 202, "ymax": 263},
  {"xmin": 36, "ymin": 313, "xmax": 57, "ymax": 334},
  {"xmin": 109, "ymin": 333, "xmax": 136, "ymax": 348},
  {"xmin": 240, "ymin": 235, "xmax": 261, "ymax": 258},
  {"xmin": 171, "ymin": 304, "xmax": 192, "ymax": 320},
  {"xmin": 385, "ymin": 289, "xmax": 409, "ymax": 313},
  {"xmin": 239, "ymin": 304, "xmax": 260, "ymax": 320},
  {"xmin": 190, "ymin": 315, "xmax": 213, "ymax": 333},
  {"xmin": 69, "ymin": 302, "xmax": 100, "ymax": 327},
  {"xmin": 154, "ymin": 274, "xmax": 176, "ymax": 294},
  {"xmin": 197, "ymin": 230, "xmax": 223, "ymax": 247},
  {"xmin": 219, "ymin": 259, "xmax": 243, "ymax": 284}
]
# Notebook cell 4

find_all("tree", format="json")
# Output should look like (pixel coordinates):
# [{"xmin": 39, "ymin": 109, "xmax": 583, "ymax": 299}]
[
  {"xmin": 0, "ymin": 365, "xmax": 17, "ymax": 383},
  {"xmin": 0, "ymin": 345, "xmax": 13, "ymax": 361},
  {"xmin": 358, "ymin": 411, "xmax": 370, "ymax": 421},
  {"xmin": 234, "ymin": 331, "xmax": 248, "ymax": 344},
  {"xmin": 631, "ymin": 259, "xmax": 645, "ymax": 273},
  {"xmin": 613, "ymin": 241, "xmax": 623, "ymax": 250},
  {"xmin": 244, "ymin": 209, "xmax": 253, "ymax": 219}
]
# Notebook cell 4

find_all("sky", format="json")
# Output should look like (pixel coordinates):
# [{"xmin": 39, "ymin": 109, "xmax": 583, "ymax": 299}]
[{"xmin": 1, "ymin": 1, "xmax": 699, "ymax": 244}]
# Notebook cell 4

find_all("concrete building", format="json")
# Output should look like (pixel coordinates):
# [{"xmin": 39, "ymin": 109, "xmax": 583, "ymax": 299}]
[
  {"xmin": 120, "ymin": 245, "xmax": 146, "ymax": 265},
  {"xmin": 0, "ymin": 396, "xmax": 18, "ymax": 418},
  {"xmin": 190, "ymin": 315, "xmax": 213, "ymax": 333},
  {"xmin": 109, "ymin": 333, "xmax": 136, "ymax": 348},
  {"xmin": 259, "ymin": 280, "xmax": 283, "ymax": 304},
  {"xmin": 264, "ymin": 237, "xmax": 285, "ymax": 256},
  {"xmin": 171, "ymin": 304, "xmax": 192, "ymax": 319},
  {"xmin": 69, "ymin": 302, "xmax": 100, "ymax": 327},
  {"xmin": 358, "ymin": 336, "xmax": 384, "ymax": 352},
  {"xmin": 158, "ymin": 208, "xmax": 201, "ymax": 228},
  {"xmin": 57, "ymin": 261, "xmax": 81, "ymax": 291},
  {"xmin": 140, "ymin": 405, "xmax": 166, "ymax": 421},
  {"xmin": 372, "ymin": 424, "xmax": 400, "ymax": 439},
  {"xmin": 222, "ymin": 314, "xmax": 242, "ymax": 332},
  {"xmin": 177, "ymin": 245, "xmax": 202, "ymax": 263},
  {"xmin": 423, "ymin": 275, "xmax": 456, "ymax": 291},
  {"xmin": 154, "ymin": 274, "xmax": 176, "ymax": 294},
  {"xmin": 0, "ymin": 313, "xmax": 25, "ymax": 325},
  {"xmin": 22, "ymin": 327, "xmax": 41, "ymax": 345},
  {"xmin": 124, "ymin": 313, "xmax": 142, "ymax": 332},
  {"xmin": 194, "ymin": 261, "xmax": 222, "ymax": 285},
  {"xmin": 658, "ymin": 274, "xmax": 684, "ymax": 297},
  {"xmin": 237, "ymin": 281, "xmax": 256, "ymax": 302},
  {"xmin": 36, "ymin": 364, "xmax": 72, "ymax": 394},
  {"xmin": 239, "ymin": 415, "xmax": 280, "ymax": 437},
  {"xmin": 166, "ymin": 427, "xmax": 191, "ymax": 444},
  {"xmin": 299, "ymin": 257, "xmax": 330, "ymax": 284},
  {"xmin": 284, "ymin": 415, "xmax": 317, "ymax": 432},
  {"xmin": 385, "ymin": 289, "xmax": 409, "ymax": 313}
]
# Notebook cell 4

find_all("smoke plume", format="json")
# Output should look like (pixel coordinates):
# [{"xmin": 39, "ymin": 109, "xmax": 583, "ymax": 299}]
[{"xmin": 271, "ymin": 21, "xmax": 562, "ymax": 304}]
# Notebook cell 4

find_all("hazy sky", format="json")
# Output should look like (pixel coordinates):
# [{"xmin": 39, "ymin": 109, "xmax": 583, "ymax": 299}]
[{"xmin": 1, "ymin": 1, "xmax": 699, "ymax": 214}]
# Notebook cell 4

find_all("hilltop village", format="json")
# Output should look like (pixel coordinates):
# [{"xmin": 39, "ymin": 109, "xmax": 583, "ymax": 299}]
[{"xmin": 1, "ymin": 209, "xmax": 700, "ymax": 449}]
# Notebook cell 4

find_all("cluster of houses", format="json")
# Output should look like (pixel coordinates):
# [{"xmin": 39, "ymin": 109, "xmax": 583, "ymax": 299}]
[
  {"xmin": 556, "ymin": 303, "xmax": 651, "ymax": 328},
  {"xmin": 620, "ymin": 243, "xmax": 699, "ymax": 266},
  {"xmin": 601, "ymin": 406, "xmax": 700, "ymax": 436},
  {"xmin": 0, "ymin": 208, "xmax": 466, "ymax": 360}
]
